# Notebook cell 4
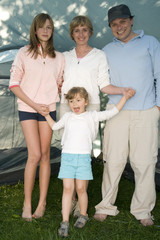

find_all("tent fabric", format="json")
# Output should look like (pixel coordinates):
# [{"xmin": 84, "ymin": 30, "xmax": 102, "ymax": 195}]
[
  {"xmin": 0, "ymin": 147, "xmax": 61, "ymax": 186},
  {"xmin": 0, "ymin": 50, "xmax": 18, "ymax": 63},
  {"xmin": 0, "ymin": 0, "xmax": 160, "ymax": 186},
  {"xmin": 0, "ymin": 0, "xmax": 160, "ymax": 53},
  {"xmin": 0, "ymin": 77, "xmax": 62, "ymax": 185}
]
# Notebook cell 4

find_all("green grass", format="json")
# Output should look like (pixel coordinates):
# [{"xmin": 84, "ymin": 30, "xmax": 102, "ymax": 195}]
[{"xmin": 0, "ymin": 161, "xmax": 160, "ymax": 240}]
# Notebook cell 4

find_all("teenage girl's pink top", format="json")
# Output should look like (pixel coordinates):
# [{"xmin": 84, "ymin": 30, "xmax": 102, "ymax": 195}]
[{"xmin": 9, "ymin": 46, "xmax": 65, "ymax": 112}]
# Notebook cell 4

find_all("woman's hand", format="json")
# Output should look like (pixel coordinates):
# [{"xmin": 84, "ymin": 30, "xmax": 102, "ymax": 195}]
[{"xmin": 58, "ymin": 77, "xmax": 64, "ymax": 94}]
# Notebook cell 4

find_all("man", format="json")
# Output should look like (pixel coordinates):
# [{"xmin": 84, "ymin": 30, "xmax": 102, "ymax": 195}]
[{"xmin": 94, "ymin": 4, "xmax": 160, "ymax": 226}]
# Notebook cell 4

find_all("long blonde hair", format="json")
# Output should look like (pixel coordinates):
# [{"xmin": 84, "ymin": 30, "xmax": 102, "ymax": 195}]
[{"xmin": 28, "ymin": 13, "xmax": 56, "ymax": 58}]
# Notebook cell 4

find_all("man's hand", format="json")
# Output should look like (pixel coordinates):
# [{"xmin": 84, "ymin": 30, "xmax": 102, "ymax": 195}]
[{"xmin": 122, "ymin": 88, "xmax": 136, "ymax": 100}]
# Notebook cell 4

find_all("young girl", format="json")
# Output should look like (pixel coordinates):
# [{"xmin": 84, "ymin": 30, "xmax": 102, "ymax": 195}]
[
  {"xmin": 45, "ymin": 87, "xmax": 135, "ymax": 237},
  {"xmin": 9, "ymin": 13, "xmax": 65, "ymax": 221}
]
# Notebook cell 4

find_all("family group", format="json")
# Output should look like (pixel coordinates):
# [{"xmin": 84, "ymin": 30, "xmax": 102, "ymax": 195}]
[{"xmin": 9, "ymin": 4, "xmax": 160, "ymax": 238}]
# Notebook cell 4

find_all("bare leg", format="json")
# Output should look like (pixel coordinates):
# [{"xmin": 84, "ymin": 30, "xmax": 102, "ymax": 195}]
[
  {"xmin": 32, "ymin": 121, "xmax": 53, "ymax": 218},
  {"xmin": 62, "ymin": 178, "xmax": 74, "ymax": 222},
  {"xmin": 76, "ymin": 180, "xmax": 88, "ymax": 216},
  {"xmin": 72, "ymin": 180, "xmax": 89, "ymax": 200},
  {"xmin": 72, "ymin": 180, "xmax": 89, "ymax": 217},
  {"xmin": 21, "ymin": 120, "xmax": 41, "ymax": 220},
  {"xmin": 72, "ymin": 181, "xmax": 77, "ymax": 201}
]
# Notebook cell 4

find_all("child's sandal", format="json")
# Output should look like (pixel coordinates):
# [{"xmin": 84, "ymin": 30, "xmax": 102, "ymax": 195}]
[
  {"xmin": 74, "ymin": 214, "xmax": 88, "ymax": 228},
  {"xmin": 58, "ymin": 221, "xmax": 69, "ymax": 237}
]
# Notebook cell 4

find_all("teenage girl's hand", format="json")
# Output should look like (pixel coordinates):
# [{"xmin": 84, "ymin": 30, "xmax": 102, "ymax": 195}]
[
  {"xmin": 41, "ymin": 105, "xmax": 50, "ymax": 115},
  {"xmin": 33, "ymin": 103, "xmax": 50, "ymax": 116}
]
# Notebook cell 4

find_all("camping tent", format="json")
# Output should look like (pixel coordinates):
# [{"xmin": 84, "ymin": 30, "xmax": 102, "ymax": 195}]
[{"xmin": 0, "ymin": 0, "xmax": 160, "ymax": 186}]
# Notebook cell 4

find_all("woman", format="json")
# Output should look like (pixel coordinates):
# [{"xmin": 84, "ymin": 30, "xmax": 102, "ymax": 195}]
[
  {"xmin": 9, "ymin": 13, "xmax": 65, "ymax": 221},
  {"xmin": 60, "ymin": 16, "xmax": 129, "ymax": 115}
]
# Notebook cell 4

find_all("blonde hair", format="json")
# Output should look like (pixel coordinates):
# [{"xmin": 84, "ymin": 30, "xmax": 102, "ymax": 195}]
[
  {"xmin": 28, "ymin": 13, "xmax": 56, "ymax": 58},
  {"xmin": 69, "ymin": 15, "xmax": 93, "ymax": 40},
  {"xmin": 65, "ymin": 87, "xmax": 89, "ymax": 103}
]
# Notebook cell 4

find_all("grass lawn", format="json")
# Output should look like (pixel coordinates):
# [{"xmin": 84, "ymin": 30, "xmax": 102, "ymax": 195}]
[{"xmin": 0, "ymin": 161, "xmax": 160, "ymax": 240}]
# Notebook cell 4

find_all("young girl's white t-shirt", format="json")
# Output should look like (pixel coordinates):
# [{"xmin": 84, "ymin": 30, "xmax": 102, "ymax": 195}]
[{"xmin": 52, "ymin": 107, "xmax": 119, "ymax": 154}]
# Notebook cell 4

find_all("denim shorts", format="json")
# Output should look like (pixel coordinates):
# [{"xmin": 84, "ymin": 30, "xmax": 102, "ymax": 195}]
[
  {"xmin": 58, "ymin": 153, "xmax": 93, "ymax": 180},
  {"xmin": 18, "ymin": 110, "xmax": 56, "ymax": 122}
]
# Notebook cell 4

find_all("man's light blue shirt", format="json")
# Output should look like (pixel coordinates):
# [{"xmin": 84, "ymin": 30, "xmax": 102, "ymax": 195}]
[{"xmin": 103, "ymin": 30, "xmax": 160, "ymax": 110}]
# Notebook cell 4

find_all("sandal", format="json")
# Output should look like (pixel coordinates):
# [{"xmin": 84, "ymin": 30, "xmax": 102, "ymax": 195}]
[
  {"xmin": 58, "ymin": 221, "xmax": 69, "ymax": 237},
  {"xmin": 74, "ymin": 214, "xmax": 88, "ymax": 228}
]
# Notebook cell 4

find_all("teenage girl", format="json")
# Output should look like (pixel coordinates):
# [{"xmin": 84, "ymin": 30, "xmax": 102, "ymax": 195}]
[{"xmin": 9, "ymin": 13, "xmax": 65, "ymax": 221}]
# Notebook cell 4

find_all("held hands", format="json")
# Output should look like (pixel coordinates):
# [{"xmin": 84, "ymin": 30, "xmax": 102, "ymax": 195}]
[
  {"xmin": 34, "ymin": 103, "xmax": 50, "ymax": 116},
  {"xmin": 122, "ymin": 88, "xmax": 136, "ymax": 100},
  {"xmin": 116, "ymin": 88, "xmax": 135, "ymax": 111},
  {"xmin": 41, "ymin": 105, "xmax": 50, "ymax": 116},
  {"xmin": 116, "ymin": 89, "xmax": 135, "ymax": 111}
]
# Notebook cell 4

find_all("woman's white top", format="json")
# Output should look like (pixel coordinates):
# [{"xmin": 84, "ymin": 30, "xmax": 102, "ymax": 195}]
[{"xmin": 61, "ymin": 48, "xmax": 110, "ymax": 104}]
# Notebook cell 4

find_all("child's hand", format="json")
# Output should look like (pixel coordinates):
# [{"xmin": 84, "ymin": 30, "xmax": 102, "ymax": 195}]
[
  {"xmin": 125, "ymin": 89, "xmax": 136, "ymax": 100},
  {"xmin": 116, "ymin": 89, "xmax": 136, "ymax": 111}
]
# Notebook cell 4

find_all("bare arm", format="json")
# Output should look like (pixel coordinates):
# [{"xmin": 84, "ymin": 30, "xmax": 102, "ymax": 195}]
[
  {"xmin": 10, "ymin": 86, "xmax": 49, "ymax": 116},
  {"xmin": 116, "ymin": 89, "xmax": 136, "ymax": 111},
  {"xmin": 101, "ymin": 84, "xmax": 134, "ymax": 97},
  {"xmin": 116, "ymin": 96, "xmax": 127, "ymax": 111},
  {"xmin": 45, "ymin": 114, "xmax": 55, "ymax": 129}
]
